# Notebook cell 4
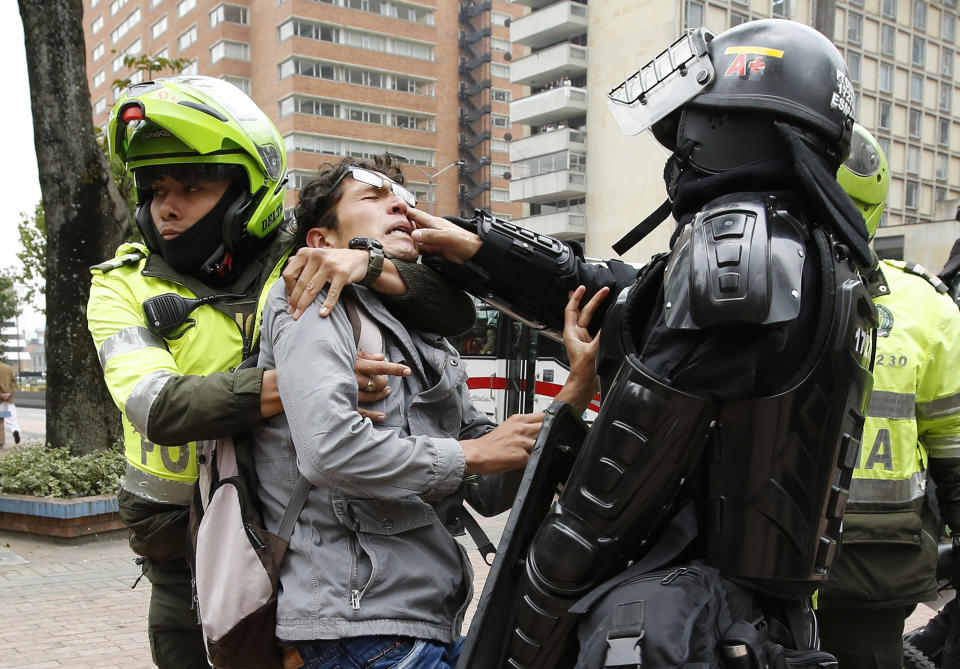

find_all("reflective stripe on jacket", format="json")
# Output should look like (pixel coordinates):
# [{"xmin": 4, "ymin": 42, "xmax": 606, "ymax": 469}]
[
  {"xmin": 820, "ymin": 259, "xmax": 960, "ymax": 607},
  {"xmin": 87, "ymin": 239, "xmax": 290, "ymax": 506}
]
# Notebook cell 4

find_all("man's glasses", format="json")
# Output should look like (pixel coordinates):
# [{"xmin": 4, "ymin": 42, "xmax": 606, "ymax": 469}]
[{"xmin": 331, "ymin": 166, "xmax": 417, "ymax": 208}]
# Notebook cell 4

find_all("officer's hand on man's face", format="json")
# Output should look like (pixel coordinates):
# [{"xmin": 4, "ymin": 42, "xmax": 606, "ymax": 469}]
[{"xmin": 408, "ymin": 208, "xmax": 483, "ymax": 264}]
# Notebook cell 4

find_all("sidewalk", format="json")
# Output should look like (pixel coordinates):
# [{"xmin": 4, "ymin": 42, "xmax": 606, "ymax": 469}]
[
  {"xmin": 0, "ymin": 513, "xmax": 509, "ymax": 669},
  {"xmin": 0, "ymin": 504, "xmax": 938, "ymax": 668}
]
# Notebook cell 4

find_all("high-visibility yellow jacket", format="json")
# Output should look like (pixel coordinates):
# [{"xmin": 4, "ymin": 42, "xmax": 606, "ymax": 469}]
[
  {"xmin": 819, "ymin": 259, "xmax": 960, "ymax": 608},
  {"xmin": 87, "ymin": 235, "xmax": 290, "ymax": 515}
]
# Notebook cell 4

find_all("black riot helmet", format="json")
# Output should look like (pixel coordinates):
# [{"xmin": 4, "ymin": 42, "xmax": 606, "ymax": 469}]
[{"xmin": 609, "ymin": 20, "xmax": 856, "ymax": 174}]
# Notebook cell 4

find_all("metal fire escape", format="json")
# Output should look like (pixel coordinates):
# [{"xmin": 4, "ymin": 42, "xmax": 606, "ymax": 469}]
[{"xmin": 458, "ymin": 1, "xmax": 493, "ymax": 214}]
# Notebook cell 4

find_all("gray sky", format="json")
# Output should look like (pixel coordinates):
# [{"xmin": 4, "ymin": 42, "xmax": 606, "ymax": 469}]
[{"xmin": 2, "ymin": 4, "xmax": 55, "ymax": 333}]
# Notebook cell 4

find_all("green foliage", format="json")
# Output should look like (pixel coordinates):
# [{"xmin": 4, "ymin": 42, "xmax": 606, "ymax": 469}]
[
  {"xmin": 0, "ymin": 271, "xmax": 17, "ymax": 325},
  {"xmin": 111, "ymin": 54, "xmax": 191, "ymax": 91},
  {"xmin": 0, "ymin": 443, "xmax": 125, "ymax": 497},
  {"xmin": 15, "ymin": 204, "xmax": 44, "ymax": 312}
]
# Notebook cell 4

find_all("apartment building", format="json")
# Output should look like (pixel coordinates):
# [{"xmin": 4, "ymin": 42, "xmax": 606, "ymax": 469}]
[
  {"xmin": 82, "ymin": 0, "xmax": 527, "ymax": 220},
  {"xmin": 506, "ymin": 0, "xmax": 588, "ymax": 241},
  {"xmin": 584, "ymin": 0, "xmax": 959, "ymax": 273}
]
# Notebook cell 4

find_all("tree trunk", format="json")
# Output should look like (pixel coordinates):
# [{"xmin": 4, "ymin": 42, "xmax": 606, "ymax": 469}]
[{"xmin": 19, "ymin": 0, "xmax": 131, "ymax": 454}]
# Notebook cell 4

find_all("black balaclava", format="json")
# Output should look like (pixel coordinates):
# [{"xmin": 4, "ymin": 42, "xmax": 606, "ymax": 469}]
[{"xmin": 155, "ymin": 181, "xmax": 245, "ymax": 274}]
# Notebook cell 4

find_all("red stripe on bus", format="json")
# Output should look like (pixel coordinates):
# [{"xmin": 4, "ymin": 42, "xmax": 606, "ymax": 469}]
[{"xmin": 468, "ymin": 376, "xmax": 600, "ymax": 412}]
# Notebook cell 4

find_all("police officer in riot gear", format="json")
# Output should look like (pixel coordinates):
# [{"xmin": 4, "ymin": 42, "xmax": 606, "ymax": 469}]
[{"xmin": 407, "ymin": 19, "xmax": 879, "ymax": 668}]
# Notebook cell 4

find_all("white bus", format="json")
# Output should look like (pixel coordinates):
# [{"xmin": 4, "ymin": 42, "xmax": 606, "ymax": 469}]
[{"xmin": 447, "ymin": 300, "xmax": 600, "ymax": 424}]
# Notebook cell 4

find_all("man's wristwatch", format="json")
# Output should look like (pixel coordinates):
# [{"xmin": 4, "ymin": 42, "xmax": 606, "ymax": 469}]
[{"xmin": 348, "ymin": 237, "xmax": 385, "ymax": 287}]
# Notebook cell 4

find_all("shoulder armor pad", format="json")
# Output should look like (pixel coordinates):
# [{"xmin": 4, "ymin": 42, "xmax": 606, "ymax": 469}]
[
  {"xmin": 663, "ymin": 194, "xmax": 806, "ymax": 329},
  {"xmin": 891, "ymin": 260, "xmax": 949, "ymax": 294},
  {"xmin": 89, "ymin": 244, "xmax": 147, "ymax": 274}
]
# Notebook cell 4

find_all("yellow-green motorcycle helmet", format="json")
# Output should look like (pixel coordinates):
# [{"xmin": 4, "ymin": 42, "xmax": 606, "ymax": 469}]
[
  {"xmin": 108, "ymin": 75, "xmax": 286, "ymax": 267},
  {"xmin": 837, "ymin": 123, "xmax": 889, "ymax": 239}
]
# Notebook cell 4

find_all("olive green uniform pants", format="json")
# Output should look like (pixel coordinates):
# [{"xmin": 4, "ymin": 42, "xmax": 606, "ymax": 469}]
[
  {"xmin": 143, "ymin": 558, "xmax": 209, "ymax": 669},
  {"xmin": 818, "ymin": 605, "xmax": 913, "ymax": 669}
]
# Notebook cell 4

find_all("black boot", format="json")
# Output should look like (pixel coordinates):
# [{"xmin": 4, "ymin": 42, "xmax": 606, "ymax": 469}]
[{"xmin": 13, "ymin": 431, "xmax": 19, "ymax": 444}]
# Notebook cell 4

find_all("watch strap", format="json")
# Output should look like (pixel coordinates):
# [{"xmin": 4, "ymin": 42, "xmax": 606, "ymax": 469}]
[{"xmin": 359, "ymin": 244, "xmax": 385, "ymax": 287}]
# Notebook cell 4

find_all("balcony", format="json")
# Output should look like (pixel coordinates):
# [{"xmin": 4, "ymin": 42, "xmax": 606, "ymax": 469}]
[
  {"xmin": 510, "ymin": 86, "xmax": 587, "ymax": 127},
  {"xmin": 510, "ymin": 128, "xmax": 586, "ymax": 162},
  {"xmin": 511, "ymin": 0, "xmax": 561, "ymax": 8},
  {"xmin": 509, "ymin": 169, "xmax": 586, "ymax": 203},
  {"xmin": 512, "ymin": 211, "xmax": 585, "ymax": 240},
  {"xmin": 511, "ymin": 1, "xmax": 588, "ymax": 50},
  {"xmin": 510, "ymin": 42, "xmax": 588, "ymax": 88}
]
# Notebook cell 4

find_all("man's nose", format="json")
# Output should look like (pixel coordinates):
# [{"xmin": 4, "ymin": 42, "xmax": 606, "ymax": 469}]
[
  {"xmin": 156, "ymin": 195, "xmax": 181, "ymax": 220},
  {"xmin": 388, "ymin": 194, "xmax": 407, "ymax": 214}
]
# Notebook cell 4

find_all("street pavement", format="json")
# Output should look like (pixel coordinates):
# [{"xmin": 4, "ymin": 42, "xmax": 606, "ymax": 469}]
[{"xmin": 0, "ymin": 410, "xmax": 940, "ymax": 667}]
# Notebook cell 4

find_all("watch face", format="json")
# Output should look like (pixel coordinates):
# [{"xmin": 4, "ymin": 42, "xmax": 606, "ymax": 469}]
[{"xmin": 348, "ymin": 237, "xmax": 384, "ymax": 250}]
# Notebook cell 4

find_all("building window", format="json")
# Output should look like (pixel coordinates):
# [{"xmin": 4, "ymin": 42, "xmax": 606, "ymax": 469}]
[
  {"xmin": 730, "ymin": 12, "xmax": 749, "ymax": 27},
  {"xmin": 182, "ymin": 60, "xmax": 198, "ymax": 75},
  {"xmin": 179, "ymin": 25, "xmax": 198, "ymax": 52},
  {"xmin": 178, "ymin": 0, "xmax": 196, "ymax": 18},
  {"xmin": 883, "ymin": 0, "xmax": 897, "ymax": 19},
  {"xmin": 772, "ymin": 0, "xmax": 790, "ymax": 17},
  {"xmin": 914, "ymin": 0, "xmax": 927, "ymax": 30},
  {"xmin": 92, "ymin": 42, "xmax": 105, "ymax": 61},
  {"xmin": 848, "ymin": 13, "xmax": 863, "ymax": 44},
  {"xmin": 912, "ymin": 36, "xmax": 925, "ymax": 66},
  {"xmin": 277, "ymin": 19, "xmax": 434, "ymax": 61},
  {"xmin": 937, "ymin": 186, "xmax": 947, "ymax": 201},
  {"xmin": 110, "ymin": 7, "xmax": 141, "ymax": 44},
  {"xmin": 109, "ymin": 0, "xmax": 128, "ymax": 16},
  {"xmin": 94, "ymin": 97, "xmax": 106, "ymax": 114},
  {"xmin": 91, "ymin": 14, "xmax": 104, "ymax": 34},
  {"xmin": 879, "ymin": 137, "xmax": 891, "ymax": 159},
  {"xmin": 939, "ymin": 118, "xmax": 951, "ymax": 146},
  {"xmin": 278, "ymin": 58, "xmax": 435, "ymax": 96},
  {"xmin": 909, "ymin": 108, "xmax": 922, "ymax": 136},
  {"xmin": 491, "ymin": 11, "xmax": 509, "ymax": 27},
  {"xmin": 155, "ymin": 47, "xmax": 169, "ymax": 60},
  {"xmin": 686, "ymin": 0, "xmax": 704, "ymax": 29},
  {"xmin": 881, "ymin": 24, "xmax": 895, "ymax": 57},
  {"xmin": 878, "ymin": 101, "xmax": 892, "ymax": 129},
  {"xmin": 907, "ymin": 145, "xmax": 920, "ymax": 173},
  {"xmin": 112, "ymin": 52, "xmax": 124, "ymax": 72},
  {"xmin": 937, "ymin": 153, "xmax": 949, "ymax": 180},
  {"xmin": 492, "ymin": 113, "xmax": 510, "ymax": 128},
  {"xmin": 944, "ymin": 49, "xmax": 954, "ymax": 78},
  {"xmin": 945, "ymin": 13, "xmax": 957, "ymax": 41},
  {"xmin": 151, "ymin": 0, "xmax": 163, "ymax": 7},
  {"xmin": 941, "ymin": 82, "xmax": 953, "ymax": 112},
  {"xmin": 875, "ymin": 235, "xmax": 904, "ymax": 260},
  {"xmin": 905, "ymin": 181, "xmax": 919, "ymax": 209},
  {"xmin": 492, "ymin": 88, "xmax": 511, "ymax": 103},
  {"xmin": 92, "ymin": 69, "xmax": 105, "ymax": 88},
  {"xmin": 210, "ymin": 40, "xmax": 250, "ymax": 63},
  {"xmin": 279, "ymin": 95, "xmax": 435, "ymax": 131},
  {"xmin": 847, "ymin": 53, "xmax": 861, "ymax": 83},
  {"xmin": 220, "ymin": 75, "xmax": 251, "ymax": 95},
  {"xmin": 911, "ymin": 73, "xmax": 923, "ymax": 102},
  {"xmin": 492, "ymin": 63, "xmax": 510, "ymax": 78},
  {"xmin": 210, "ymin": 4, "xmax": 248, "ymax": 28},
  {"xmin": 152, "ymin": 15, "xmax": 168, "ymax": 39},
  {"xmin": 491, "ymin": 37, "xmax": 510, "ymax": 53},
  {"xmin": 879, "ymin": 63, "xmax": 893, "ymax": 92},
  {"xmin": 491, "ymin": 188, "xmax": 510, "ymax": 202}
]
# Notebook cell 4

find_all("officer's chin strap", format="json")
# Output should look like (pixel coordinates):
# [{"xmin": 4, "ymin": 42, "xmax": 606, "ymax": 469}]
[
  {"xmin": 774, "ymin": 121, "xmax": 875, "ymax": 273},
  {"xmin": 612, "ymin": 139, "xmax": 697, "ymax": 256}
]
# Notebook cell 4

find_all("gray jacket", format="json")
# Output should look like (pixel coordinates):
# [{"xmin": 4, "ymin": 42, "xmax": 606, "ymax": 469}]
[{"xmin": 253, "ymin": 281, "xmax": 517, "ymax": 644}]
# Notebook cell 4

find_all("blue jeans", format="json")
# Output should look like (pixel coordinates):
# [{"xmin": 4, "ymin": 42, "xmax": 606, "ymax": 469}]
[{"xmin": 287, "ymin": 636, "xmax": 465, "ymax": 669}]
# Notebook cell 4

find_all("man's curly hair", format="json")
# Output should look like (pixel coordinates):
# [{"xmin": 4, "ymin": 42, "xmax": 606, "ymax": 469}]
[{"xmin": 293, "ymin": 154, "xmax": 406, "ymax": 249}]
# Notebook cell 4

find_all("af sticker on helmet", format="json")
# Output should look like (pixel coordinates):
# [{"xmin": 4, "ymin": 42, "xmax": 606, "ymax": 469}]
[
  {"xmin": 876, "ymin": 304, "xmax": 894, "ymax": 338},
  {"xmin": 831, "ymin": 68, "xmax": 855, "ymax": 117},
  {"xmin": 722, "ymin": 45, "xmax": 784, "ymax": 78}
]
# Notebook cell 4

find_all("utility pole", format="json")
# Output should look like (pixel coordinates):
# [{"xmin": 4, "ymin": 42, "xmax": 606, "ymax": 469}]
[{"xmin": 386, "ymin": 153, "xmax": 464, "ymax": 215}]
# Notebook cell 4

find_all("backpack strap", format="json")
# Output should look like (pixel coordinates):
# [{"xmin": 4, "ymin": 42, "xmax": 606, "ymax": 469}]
[
  {"xmin": 603, "ymin": 600, "xmax": 645, "ymax": 669},
  {"xmin": 277, "ymin": 475, "xmax": 312, "ymax": 543}
]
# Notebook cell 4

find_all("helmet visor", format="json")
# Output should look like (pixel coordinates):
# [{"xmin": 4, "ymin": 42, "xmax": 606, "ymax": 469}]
[
  {"xmin": 843, "ymin": 127, "xmax": 881, "ymax": 178},
  {"xmin": 607, "ymin": 27, "xmax": 715, "ymax": 136},
  {"xmin": 134, "ymin": 163, "xmax": 246, "ymax": 191}
]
